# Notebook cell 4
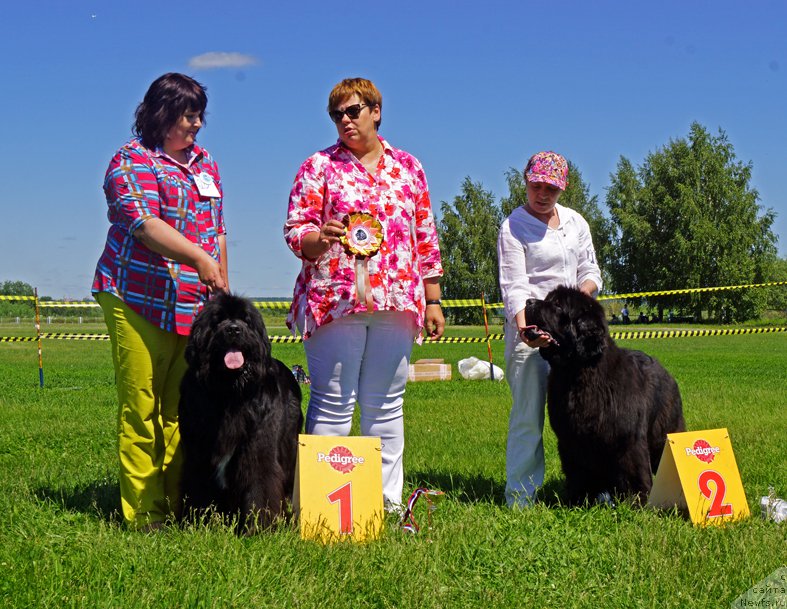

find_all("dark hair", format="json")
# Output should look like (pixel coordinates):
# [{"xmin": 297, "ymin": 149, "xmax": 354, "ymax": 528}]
[{"xmin": 133, "ymin": 73, "xmax": 208, "ymax": 149}]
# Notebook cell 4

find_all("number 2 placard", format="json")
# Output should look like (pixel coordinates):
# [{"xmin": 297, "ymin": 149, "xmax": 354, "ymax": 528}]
[
  {"xmin": 293, "ymin": 435, "xmax": 384, "ymax": 543},
  {"xmin": 648, "ymin": 428, "xmax": 750, "ymax": 526}
]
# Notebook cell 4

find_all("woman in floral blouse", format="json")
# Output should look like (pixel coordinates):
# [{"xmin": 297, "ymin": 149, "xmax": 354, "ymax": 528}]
[{"xmin": 284, "ymin": 77, "xmax": 444, "ymax": 509}]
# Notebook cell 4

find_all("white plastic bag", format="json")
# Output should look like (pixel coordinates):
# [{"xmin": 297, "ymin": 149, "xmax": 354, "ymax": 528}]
[{"xmin": 458, "ymin": 356, "xmax": 504, "ymax": 381}]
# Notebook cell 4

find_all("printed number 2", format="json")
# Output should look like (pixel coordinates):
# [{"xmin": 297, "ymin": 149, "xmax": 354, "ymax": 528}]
[
  {"xmin": 327, "ymin": 482, "xmax": 353, "ymax": 534},
  {"xmin": 698, "ymin": 470, "xmax": 733, "ymax": 518}
]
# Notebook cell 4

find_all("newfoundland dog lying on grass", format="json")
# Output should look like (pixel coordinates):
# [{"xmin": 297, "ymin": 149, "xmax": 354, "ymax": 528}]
[
  {"xmin": 179, "ymin": 292, "xmax": 303, "ymax": 534},
  {"xmin": 525, "ymin": 286, "xmax": 685, "ymax": 505}
]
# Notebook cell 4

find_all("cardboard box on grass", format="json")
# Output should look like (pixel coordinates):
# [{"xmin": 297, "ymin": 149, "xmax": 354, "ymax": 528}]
[{"xmin": 408, "ymin": 358, "xmax": 451, "ymax": 382}]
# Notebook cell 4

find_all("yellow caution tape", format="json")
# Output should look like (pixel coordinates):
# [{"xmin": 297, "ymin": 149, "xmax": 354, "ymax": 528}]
[
  {"xmin": 2, "ymin": 281, "xmax": 784, "ymax": 309},
  {"xmin": 598, "ymin": 281, "xmax": 787, "ymax": 301},
  {"xmin": 609, "ymin": 326, "xmax": 787, "ymax": 340},
  {"xmin": 5, "ymin": 326, "xmax": 783, "ymax": 343},
  {"xmin": 425, "ymin": 334, "xmax": 505, "ymax": 343},
  {"xmin": 253, "ymin": 302, "xmax": 291, "ymax": 309},
  {"xmin": 422, "ymin": 327, "xmax": 786, "ymax": 342},
  {"xmin": 0, "ymin": 336, "xmax": 40, "ymax": 342}
]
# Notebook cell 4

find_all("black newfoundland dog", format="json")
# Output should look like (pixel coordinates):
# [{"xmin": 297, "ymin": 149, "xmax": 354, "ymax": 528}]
[
  {"xmin": 179, "ymin": 292, "xmax": 303, "ymax": 533},
  {"xmin": 525, "ymin": 286, "xmax": 685, "ymax": 505}
]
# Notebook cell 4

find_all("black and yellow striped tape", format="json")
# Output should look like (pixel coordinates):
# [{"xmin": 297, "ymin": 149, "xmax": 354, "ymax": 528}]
[
  {"xmin": 253, "ymin": 302, "xmax": 290, "ymax": 309},
  {"xmin": 254, "ymin": 299, "xmax": 486, "ymax": 309},
  {"xmin": 609, "ymin": 326, "xmax": 787, "ymax": 340},
  {"xmin": 2, "ymin": 280, "xmax": 784, "ymax": 309},
  {"xmin": 597, "ymin": 280, "xmax": 787, "ymax": 301},
  {"xmin": 421, "ymin": 327, "xmax": 787, "ymax": 342},
  {"xmin": 426, "ymin": 334, "xmax": 505, "ymax": 343},
  {"xmin": 39, "ymin": 302, "xmax": 98, "ymax": 308},
  {"xmin": 3, "ymin": 326, "xmax": 784, "ymax": 343}
]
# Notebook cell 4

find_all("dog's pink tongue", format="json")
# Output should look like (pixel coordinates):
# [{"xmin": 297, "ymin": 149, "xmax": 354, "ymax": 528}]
[{"xmin": 224, "ymin": 350, "xmax": 245, "ymax": 370}]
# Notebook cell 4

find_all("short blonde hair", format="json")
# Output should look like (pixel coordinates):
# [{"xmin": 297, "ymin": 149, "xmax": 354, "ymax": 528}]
[{"xmin": 327, "ymin": 78, "xmax": 382, "ymax": 129}]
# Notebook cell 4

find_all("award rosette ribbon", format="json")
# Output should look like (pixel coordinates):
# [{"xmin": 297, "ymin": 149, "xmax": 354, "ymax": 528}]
[{"xmin": 340, "ymin": 213, "xmax": 384, "ymax": 310}]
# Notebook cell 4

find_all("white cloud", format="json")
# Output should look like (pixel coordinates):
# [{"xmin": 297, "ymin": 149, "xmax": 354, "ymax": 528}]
[{"xmin": 188, "ymin": 52, "xmax": 260, "ymax": 70}]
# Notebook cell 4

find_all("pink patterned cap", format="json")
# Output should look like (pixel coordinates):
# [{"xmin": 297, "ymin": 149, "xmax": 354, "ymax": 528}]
[{"xmin": 524, "ymin": 151, "xmax": 568, "ymax": 190}]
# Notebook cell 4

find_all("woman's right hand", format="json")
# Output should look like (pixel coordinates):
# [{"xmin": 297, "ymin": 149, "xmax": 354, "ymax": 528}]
[
  {"xmin": 518, "ymin": 325, "xmax": 558, "ymax": 348},
  {"xmin": 194, "ymin": 253, "xmax": 226, "ymax": 293},
  {"xmin": 301, "ymin": 219, "xmax": 346, "ymax": 260}
]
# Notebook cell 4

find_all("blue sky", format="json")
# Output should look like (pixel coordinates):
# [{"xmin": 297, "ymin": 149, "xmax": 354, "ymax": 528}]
[{"xmin": 3, "ymin": 0, "xmax": 785, "ymax": 299}]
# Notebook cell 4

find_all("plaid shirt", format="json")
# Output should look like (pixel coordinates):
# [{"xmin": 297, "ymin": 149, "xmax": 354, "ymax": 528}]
[{"xmin": 92, "ymin": 138, "xmax": 225, "ymax": 335}]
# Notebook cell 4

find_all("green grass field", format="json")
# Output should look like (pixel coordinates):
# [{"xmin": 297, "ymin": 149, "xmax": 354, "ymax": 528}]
[{"xmin": 0, "ymin": 324, "xmax": 785, "ymax": 608}]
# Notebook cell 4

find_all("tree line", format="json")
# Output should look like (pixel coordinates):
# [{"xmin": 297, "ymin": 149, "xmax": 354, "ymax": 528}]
[
  {"xmin": 438, "ymin": 122, "xmax": 786, "ymax": 324},
  {"xmin": 0, "ymin": 281, "xmax": 94, "ymax": 319}
]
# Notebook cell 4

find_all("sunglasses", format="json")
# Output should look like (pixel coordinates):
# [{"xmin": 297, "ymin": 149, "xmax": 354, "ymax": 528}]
[{"xmin": 328, "ymin": 103, "xmax": 369, "ymax": 123}]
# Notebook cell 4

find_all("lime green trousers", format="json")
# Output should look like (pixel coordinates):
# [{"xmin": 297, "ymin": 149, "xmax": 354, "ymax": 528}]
[{"xmin": 97, "ymin": 292, "xmax": 187, "ymax": 528}]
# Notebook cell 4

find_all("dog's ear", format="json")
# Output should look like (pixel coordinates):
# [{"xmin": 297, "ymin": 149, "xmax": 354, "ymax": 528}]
[{"xmin": 574, "ymin": 316, "xmax": 606, "ymax": 361}]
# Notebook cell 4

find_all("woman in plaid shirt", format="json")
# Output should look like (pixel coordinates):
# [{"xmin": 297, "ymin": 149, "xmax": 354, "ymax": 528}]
[{"xmin": 92, "ymin": 73, "xmax": 228, "ymax": 531}]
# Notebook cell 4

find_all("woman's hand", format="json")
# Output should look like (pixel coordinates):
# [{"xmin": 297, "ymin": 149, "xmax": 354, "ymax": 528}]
[
  {"xmin": 301, "ymin": 219, "xmax": 346, "ymax": 261},
  {"xmin": 423, "ymin": 278, "xmax": 444, "ymax": 339},
  {"xmin": 194, "ymin": 254, "xmax": 226, "ymax": 293},
  {"xmin": 424, "ymin": 303, "xmax": 445, "ymax": 340},
  {"xmin": 518, "ymin": 325, "xmax": 558, "ymax": 348},
  {"xmin": 579, "ymin": 279, "xmax": 599, "ymax": 298}
]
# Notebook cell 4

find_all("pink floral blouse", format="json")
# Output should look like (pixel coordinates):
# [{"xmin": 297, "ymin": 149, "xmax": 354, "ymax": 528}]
[{"xmin": 284, "ymin": 137, "xmax": 443, "ymax": 342}]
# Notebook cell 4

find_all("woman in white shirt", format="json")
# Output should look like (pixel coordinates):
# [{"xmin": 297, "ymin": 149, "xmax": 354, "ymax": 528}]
[{"xmin": 497, "ymin": 151, "xmax": 602, "ymax": 508}]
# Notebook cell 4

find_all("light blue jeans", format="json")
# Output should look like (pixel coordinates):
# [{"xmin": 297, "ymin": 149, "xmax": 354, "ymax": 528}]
[
  {"xmin": 304, "ymin": 310, "xmax": 417, "ymax": 508},
  {"xmin": 504, "ymin": 337, "xmax": 549, "ymax": 508}
]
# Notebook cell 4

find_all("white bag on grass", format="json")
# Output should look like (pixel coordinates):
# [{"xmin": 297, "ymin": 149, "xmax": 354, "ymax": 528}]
[{"xmin": 458, "ymin": 356, "xmax": 504, "ymax": 381}]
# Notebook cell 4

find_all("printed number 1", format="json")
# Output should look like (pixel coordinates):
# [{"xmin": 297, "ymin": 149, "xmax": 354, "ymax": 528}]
[
  {"xmin": 698, "ymin": 470, "xmax": 733, "ymax": 518},
  {"xmin": 327, "ymin": 482, "xmax": 353, "ymax": 534}
]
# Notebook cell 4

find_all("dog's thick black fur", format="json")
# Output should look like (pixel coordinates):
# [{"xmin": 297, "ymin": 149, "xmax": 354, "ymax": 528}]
[
  {"xmin": 179, "ymin": 292, "xmax": 303, "ymax": 533},
  {"xmin": 525, "ymin": 286, "xmax": 685, "ymax": 505}
]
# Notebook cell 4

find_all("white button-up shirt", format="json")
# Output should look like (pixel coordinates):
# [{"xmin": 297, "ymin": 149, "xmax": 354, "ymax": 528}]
[{"xmin": 497, "ymin": 203, "xmax": 603, "ymax": 342}]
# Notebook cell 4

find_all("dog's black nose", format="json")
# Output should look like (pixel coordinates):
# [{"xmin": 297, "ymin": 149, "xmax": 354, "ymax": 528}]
[{"xmin": 227, "ymin": 323, "xmax": 241, "ymax": 336}]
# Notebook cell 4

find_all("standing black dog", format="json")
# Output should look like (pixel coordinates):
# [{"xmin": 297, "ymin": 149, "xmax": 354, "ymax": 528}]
[
  {"xmin": 525, "ymin": 286, "xmax": 685, "ymax": 505},
  {"xmin": 179, "ymin": 292, "xmax": 303, "ymax": 533}
]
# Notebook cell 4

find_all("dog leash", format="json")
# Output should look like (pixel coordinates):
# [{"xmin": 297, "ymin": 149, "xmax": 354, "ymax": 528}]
[{"xmin": 400, "ymin": 487, "xmax": 445, "ymax": 534}]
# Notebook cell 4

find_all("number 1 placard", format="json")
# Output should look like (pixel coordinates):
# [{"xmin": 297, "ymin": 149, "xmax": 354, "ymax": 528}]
[
  {"xmin": 293, "ymin": 434, "xmax": 384, "ymax": 543},
  {"xmin": 647, "ymin": 428, "xmax": 750, "ymax": 526}
]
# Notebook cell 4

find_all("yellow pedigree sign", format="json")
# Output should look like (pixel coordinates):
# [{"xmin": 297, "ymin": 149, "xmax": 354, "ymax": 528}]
[
  {"xmin": 648, "ymin": 428, "xmax": 750, "ymax": 526},
  {"xmin": 293, "ymin": 434, "xmax": 384, "ymax": 543}
]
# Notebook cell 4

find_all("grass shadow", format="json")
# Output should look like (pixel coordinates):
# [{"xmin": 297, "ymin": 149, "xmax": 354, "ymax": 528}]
[
  {"xmin": 407, "ymin": 469, "xmax": 506, "ymax": 505},
  {"xmin": 35, "ymin": 477, "xmax": 122, "ymax": 523},
  {"xmin": 535, "ymin": 478, "xmax": 569, "ymax": 507},
  {"xmin": 407, "ymin": 470, "xmax": 574, "ymax": 508}
]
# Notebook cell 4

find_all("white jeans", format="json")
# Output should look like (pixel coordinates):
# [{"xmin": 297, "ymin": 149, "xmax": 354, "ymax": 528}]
[
  {"xmin": 304, "ymin": 310, "xmax": 417, "ymax": 508},
  {"xmin": 504, "ymin": 338, "xmax": 549, "ymax": 508}
]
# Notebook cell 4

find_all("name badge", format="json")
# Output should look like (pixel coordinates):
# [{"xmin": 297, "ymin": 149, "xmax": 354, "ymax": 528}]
[{"xmin": 194, "ymin": 171, "xmax": 221, "ymax": 198}]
